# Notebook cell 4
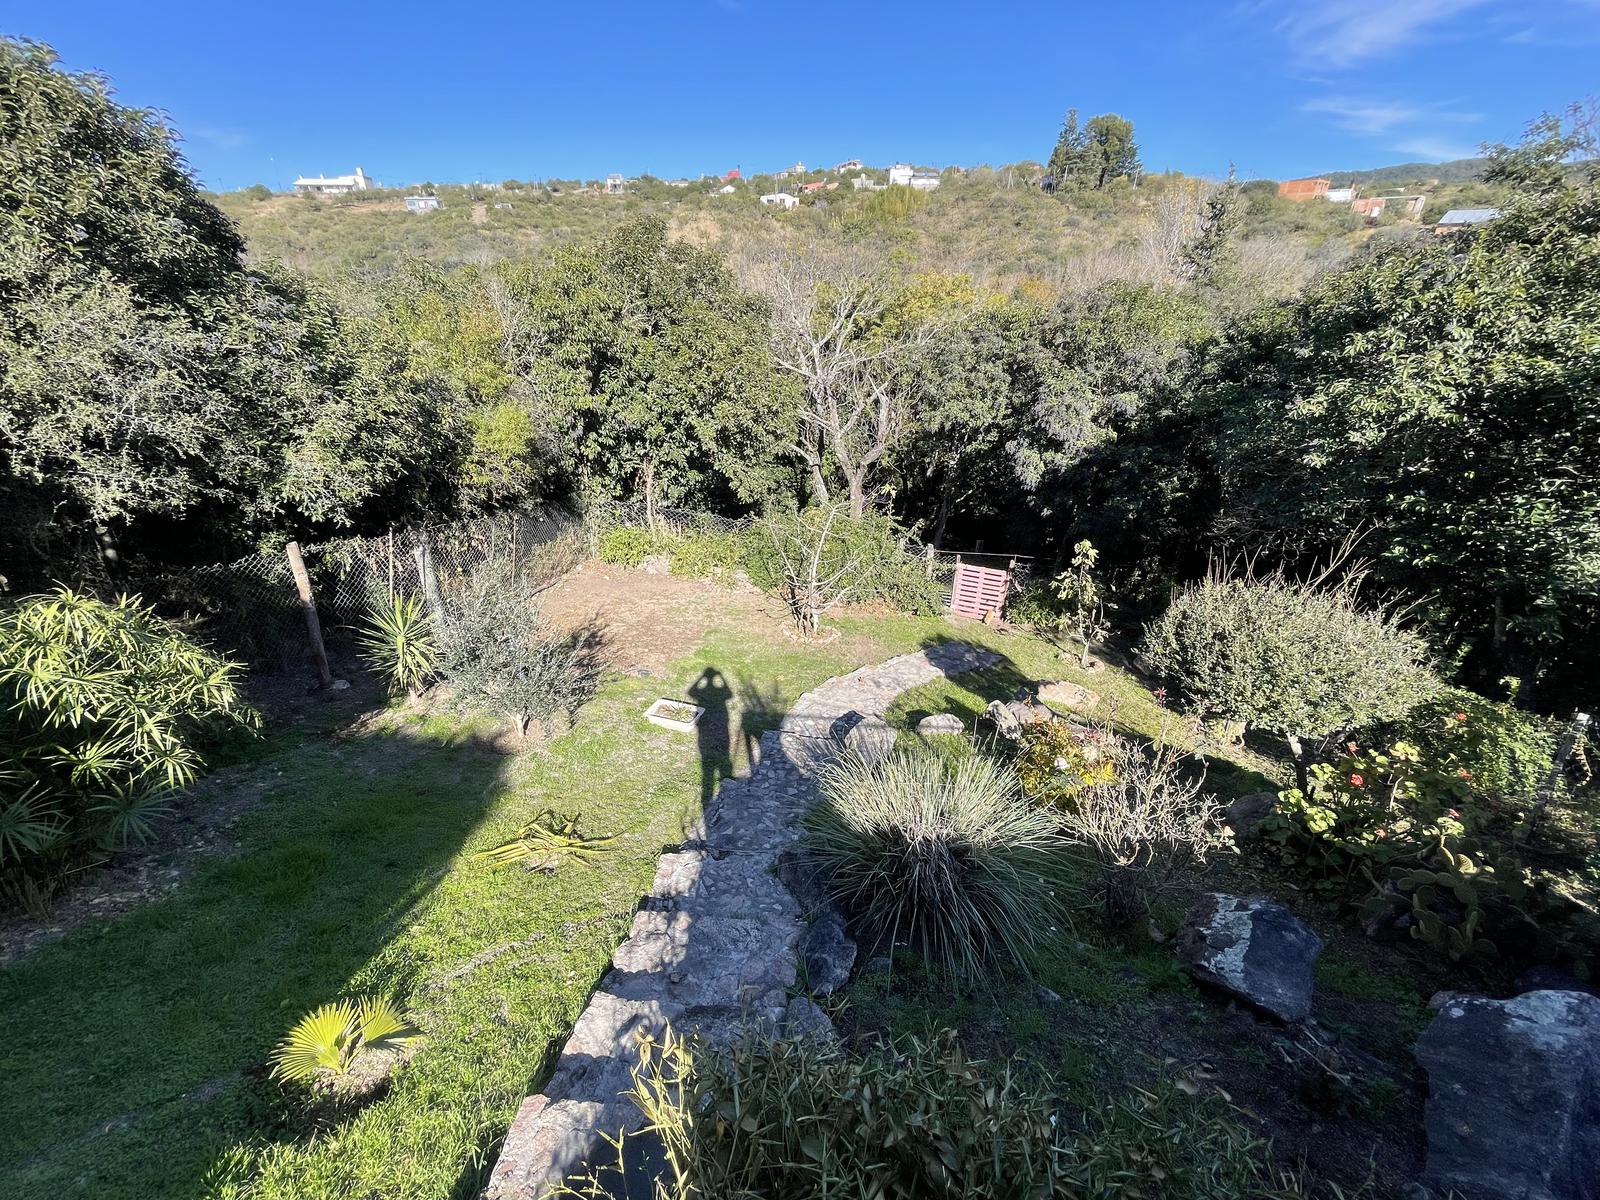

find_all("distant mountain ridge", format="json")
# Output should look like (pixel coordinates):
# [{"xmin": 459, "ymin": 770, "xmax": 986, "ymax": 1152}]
[{"xmin": 1315, "ymin": 158, "xmax": 1487, "ymax": 187}]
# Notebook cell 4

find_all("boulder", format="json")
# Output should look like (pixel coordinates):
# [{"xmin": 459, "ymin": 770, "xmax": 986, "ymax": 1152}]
[
  {"xmin": 831, "ymin": 711, "xmax": 896, "ymax": 764},
  {"xmin": 1175, "ymin": 894, "xmax": 1323, "ymax": 1022},
  {"xmin": 1006, "ymin": 698, "xmax": 1052, "ymax": 727},
  {"xmin": 782, "ymin": 996, "xmax": 837, "ymax": 1043},
  {"xmin": 1225, "ymin": 792, "xmax": 1279, "ymax": 841},
  {"xmin": 1516, "ymin": 965, "xmax": 1600, "ymax": 1000},
  {"xmin": 985, "ymin": 700, "xmax": 1023, "ymax": 740},
  {"xmin": 1415, "ymin": 990, "xmax": 1600, "ymax": 1200},
  {"xmin": 916, "ymin": 712, "xmax": 966, "ymax": 737},
  {"xmin": 1037, "ymin": 681, "xmax": 1100, "ymax": 712},
  {"xmin": 801, "ymin": 909, "xmax": 856, "ymax": 996}
]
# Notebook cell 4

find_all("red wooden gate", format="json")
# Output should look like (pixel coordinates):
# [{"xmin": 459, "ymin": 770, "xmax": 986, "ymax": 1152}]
[{"xmin": 950, "ymin": 561, "xmax": 1011, "ymax": 619}]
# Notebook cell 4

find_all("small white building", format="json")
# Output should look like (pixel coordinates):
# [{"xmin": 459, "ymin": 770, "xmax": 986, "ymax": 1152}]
[
  {"xmin": 908, "ymin": 170, "xmax": 941, "ymax": 191},
  {"xmin": 834, "ymin": 158, "xmax": 864, "ymax": 172},
  {"xmin": 714, "ymin": 183, "xmax": 738, "ymax": 195},
  {"xmin": 1325, "ymin": 187, "xmax": 1357, "ymax": 203},
  {"xmin": 604, "ymin": 173, "xmax": 626, "ymax": 195},
  {"xmin": 294, "ymin": 167, "xmax": 371, "ymax": 196},
  {"xmin": 852, "ymin": 173, "xmax": 884, "ymax": 191},
  {"xmin": 887, "ymin": 163, "xmax": 914, "ymax": 187},
  {"xmin": 759, "ymin": 192, "xmax": 799, "ymax": 210},
  {"xmin": 404, "ymin": 195, "xmax": 440, "ymax": 213}
]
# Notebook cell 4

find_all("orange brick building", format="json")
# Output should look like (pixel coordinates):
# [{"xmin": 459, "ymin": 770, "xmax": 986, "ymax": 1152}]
[{"xmin": 1278, "ymin": 177, "xmax": 1331, "ymax": 201}]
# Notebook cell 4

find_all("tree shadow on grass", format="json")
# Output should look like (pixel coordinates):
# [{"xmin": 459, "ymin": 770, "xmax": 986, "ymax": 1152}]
[{"xmin": 0, "ymin": 718, "xmax": 515, "ymax": 1200}]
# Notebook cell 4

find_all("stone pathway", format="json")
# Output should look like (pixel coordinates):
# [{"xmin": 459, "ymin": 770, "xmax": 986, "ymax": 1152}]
[{"xmin": 484, "ymin": 641, "xmax": 1000, "ymax": 1199}]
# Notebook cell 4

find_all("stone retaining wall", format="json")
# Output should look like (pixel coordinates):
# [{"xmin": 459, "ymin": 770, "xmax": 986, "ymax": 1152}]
[{"xmin": 484, "ymin": 641, "xmax": 999, "ymax": 1199}]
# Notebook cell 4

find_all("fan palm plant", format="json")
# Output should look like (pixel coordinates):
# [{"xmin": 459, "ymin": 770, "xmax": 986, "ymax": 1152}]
[
  {"xmin": 269, "ymin": 996, "xmax": 419, "ymax": 1085},
  {"xmin": 356, "ymin": 594, "xmax": 438, "ymax": 699}
]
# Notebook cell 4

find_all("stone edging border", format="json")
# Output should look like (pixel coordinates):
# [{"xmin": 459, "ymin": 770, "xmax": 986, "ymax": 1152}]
[{"xmin": 484, "ymin": 641, "xmax": 1000, "ymax": 1198}]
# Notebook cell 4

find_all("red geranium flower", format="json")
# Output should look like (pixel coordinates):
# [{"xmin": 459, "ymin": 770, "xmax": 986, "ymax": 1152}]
[
  {"xmin": 1457, "ymin": 768, "xmax": 1472, "ymax": 779},
  {"xmin": 1452, "ymin": 711, "xmax": 1467, "ymax": 722},
  {"xmin": 1349, "ymin": 773, "xmax": 1365, "ymax": 787}
]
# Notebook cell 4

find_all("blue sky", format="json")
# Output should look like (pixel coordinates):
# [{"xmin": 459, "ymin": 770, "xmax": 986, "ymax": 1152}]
[{"xmin": 6, "ymin": 0, "xmax": 1597, "ymax": 190}]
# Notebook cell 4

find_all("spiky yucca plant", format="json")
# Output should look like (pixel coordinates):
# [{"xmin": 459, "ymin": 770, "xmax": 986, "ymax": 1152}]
[
  {"xmin": 356, "ymin": 594, "xmax": 438, "ymax": 699},
  {"xmin": 806, "ymin": 749, "xmax": 1072, "ymax": 979},
  {"xmin": 269, "ymin": 996, "xmax": 418, "ymax": 1085}
]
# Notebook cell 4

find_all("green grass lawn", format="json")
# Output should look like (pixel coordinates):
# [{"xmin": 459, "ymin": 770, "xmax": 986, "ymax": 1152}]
[
  {"xmin": 0, "ymin": 605, "xmax": 1294, "ymax": 1200},
  {"xmin": 0, "ymin": 604, "xmax": 919, "ymax": 1200}
]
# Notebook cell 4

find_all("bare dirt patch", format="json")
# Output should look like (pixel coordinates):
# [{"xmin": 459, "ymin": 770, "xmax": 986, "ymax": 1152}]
[{"xmin": 536, "ymin": 562, "xmax": 790, "ymax": 674}]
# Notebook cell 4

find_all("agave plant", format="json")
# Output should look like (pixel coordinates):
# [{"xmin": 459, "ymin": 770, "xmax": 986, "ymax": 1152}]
[
  {"xmin": 477, "ymin": 811, "xmax": 617, "ymax": 870},
  {"xmin": 269, "ymin": 996, "xmax": 419, "ymax": 1085},
  {"xmin": 356, "ymin": 594, "xmax": 438, "ymax": 699}
]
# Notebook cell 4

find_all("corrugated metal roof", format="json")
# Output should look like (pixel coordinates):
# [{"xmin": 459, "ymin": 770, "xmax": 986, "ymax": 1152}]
[{"xmin": 1438, "ymin": 208, "xmax": 1500, "ymax": 224}]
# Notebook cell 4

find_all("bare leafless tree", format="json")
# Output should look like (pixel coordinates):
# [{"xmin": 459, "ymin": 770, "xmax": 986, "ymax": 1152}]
[
  {"xmin": 761, "ymin": 502, "xmax": 867, "ymax": 638},
  {"xmin": 750, "ymin": 244, "xmax": 932, "ymax": 518}
]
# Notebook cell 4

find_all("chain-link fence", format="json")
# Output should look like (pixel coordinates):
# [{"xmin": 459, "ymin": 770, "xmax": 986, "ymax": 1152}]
[
  {"xmin": 155, "ymin": 508, "xmax": 586, "ymax": 669},
  {"xmin": 158, "ymin": 501, "xmax": 1038, "ymax": 672}
]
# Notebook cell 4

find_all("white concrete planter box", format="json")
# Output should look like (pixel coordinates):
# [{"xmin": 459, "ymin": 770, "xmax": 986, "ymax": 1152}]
[{"xmin": 645, "ymin": 699, "xmax": 704, "ymax": 733}]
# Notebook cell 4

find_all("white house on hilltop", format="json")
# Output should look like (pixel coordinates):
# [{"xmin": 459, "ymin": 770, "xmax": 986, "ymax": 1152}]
[
  {"xmin": 759, "ymin": 192, "xmax": 799, "ymax": 210},
  {"xmin": 887, "ymin": 163, "xmax": 940, "ymax": 190},
  {"xmin": 294, "ymin": 167, "xmax": 371, "ymax": 195}
]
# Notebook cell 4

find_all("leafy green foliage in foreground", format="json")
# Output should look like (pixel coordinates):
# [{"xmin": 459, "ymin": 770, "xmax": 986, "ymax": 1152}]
[
  {"xmin": 0, "ymin": 588, "xmax": 256, "ymax": 891},
  {"xmin": 565, "ymin": 1028, "xmax": 1308, "ymax": 1200}
]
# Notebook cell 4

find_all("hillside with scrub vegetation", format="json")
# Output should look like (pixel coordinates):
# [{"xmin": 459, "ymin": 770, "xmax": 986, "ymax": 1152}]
[{"xmin": 3, "ymin": 33, "xmax": 1600, "ymax": 1200}]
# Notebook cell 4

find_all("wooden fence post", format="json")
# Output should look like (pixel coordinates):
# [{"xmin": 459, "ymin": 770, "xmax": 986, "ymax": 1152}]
[{"xmin": 285, "ymin": 541, "xmax": 335, "ymax": 688}]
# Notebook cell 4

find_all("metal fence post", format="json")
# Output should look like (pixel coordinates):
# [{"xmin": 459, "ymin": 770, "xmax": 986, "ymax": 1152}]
[{"xmin": 285, "ymin": 541, "xmax": 335, "ymax": 688}]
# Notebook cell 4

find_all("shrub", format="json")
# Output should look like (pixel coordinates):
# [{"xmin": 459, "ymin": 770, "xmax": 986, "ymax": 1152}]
[
  {"xmin": 805, "ymin": 748, "xmax": 1071, "ymax": 978},
  {"xmin": 1393, "ymin": 685, "xmax": 1559, "ymax": 803},
  {"xmin": 1016, "ymin": 720, "xmax": 1118, "ymax": 806},
  {"xmin": 1007, "ymin": 578, "xmax": 1064, "ymax": 629},
  {"xmin": 269, "ymin": 997, "xmax": 417, "ymax": 1086},
  {"xmin": 439, "ymin": 564, "xmax": 603, "ymax": 737},
  {"xmin": 1056, "ymin": 736, "xmax": 1231, "ymax": 924},
  {"xmin": 0, "ymin": 588, "xmax": 256, "ymax": 892},
  {"xmin": 668, "ymin": 529, "xmax": 746, "ymax": 579},
  {"xmin": 597, "ymin": 524, "xmax": 662, "ymax": 567},
  {"xmin": 355, "ymin": 594, "xmax": 437, "ymax": 699},
  {"xmin": 1142, "ymin": 571, "xmax": 1437, "ymax": 791},
  {"xmin": 563, "ymin": 1028, "xmax": 1308, "ymax": 1200}
]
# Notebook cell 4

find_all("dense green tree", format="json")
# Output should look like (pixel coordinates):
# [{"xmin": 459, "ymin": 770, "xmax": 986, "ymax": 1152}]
[
  {"xmin": 1208, "ymin": 133, "xmax": 1600, "ymax": 705},
  {"xmin": 1084, "ymin": 114, "xmax": 1141, "ymax": 190},
  {"xmin": 892, "ymin": 294, "xmax": 1049, "ymax": 546},
  {"xmin": 1046, "ymin": 110, "xmax": 1140, "ymax": 192},
  {"xmin": 0, "ymin": 38, "xmax": 497, "ymax": 583},
  {"xmin": 506, "ymin": 218, "xmax": 796, "ymax": 522},
  {"xmin": 1045, "ymin": 109, "xmax": 1087, "ymax": 191}
]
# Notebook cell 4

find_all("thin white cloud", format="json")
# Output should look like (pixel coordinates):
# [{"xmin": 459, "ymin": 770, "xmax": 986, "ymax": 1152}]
[
  {"xmin": 1302, "ymin": 97, "xmax": 1483, "ymax": 135},
  {"xmin": 1264, "ymin": 0, "xmax": 1491, "ymax": 67},
  {"xmin": 1394, "ymin": 135, "xmax": 1481, "ymax": 160},
  {"xmin": 1302, "ymin": 99, "xmax": 1424, "ymax": 134}
]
